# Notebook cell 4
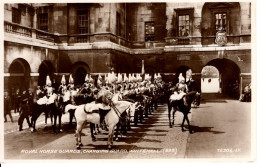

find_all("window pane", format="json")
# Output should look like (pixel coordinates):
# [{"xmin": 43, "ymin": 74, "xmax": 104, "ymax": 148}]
[
  {"xmin": 178, "ymin": 14, "xmax": 190, "ymax": 37},
  {"xmin": 145, "ymin": 22, "xmax": 155, "ymax": 41},
  {"xmin": 78, "ymin": 10, "xmax": 89, "ymax": 34},
  {"xmin": 38, "ymin": 13, "xmax": 48, "ymax": 31},
  {"xmin": 215, "ymin": 12, "xmax": 227, "ymax": 32}
]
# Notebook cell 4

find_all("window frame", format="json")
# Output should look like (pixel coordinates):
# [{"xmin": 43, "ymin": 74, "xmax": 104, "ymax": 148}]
[
  {"xmin": 209, "ymin": 3, "xmax": 232, "ymax": 35},
  {"xmin": 77, "ymin": 10, "xmax": 89, "ymax": 34},
  {"xmin": 145, "ymin": 21, "xmax": 155, "ymax": 42},
  {"xmin": 12, "ymin": 7, "xmax": 21, "ymax": 24},
  {"xmin": 37, "ymin": 13, "xmax": 49, "ymax": 32},
  {"xmin": 175, "ymin": 8, "xmax": 194, "ymax": 37},
  {"xmin": 214, "ymin": 12, "xmax": 227, "ymax": 33}
]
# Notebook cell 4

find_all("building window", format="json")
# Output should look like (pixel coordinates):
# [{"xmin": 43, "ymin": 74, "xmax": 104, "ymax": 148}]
[
  {"xmin": 116, "ymin": 12, "xmax": 121, "ymax": 36},
  {"xmin": 145, "ymin": 21, "xmax": 155, "ymax": 41},
  {"xmin": 12, "ymin": 8, "xmax": 21, "ymax": 24},
  {"xmin": 175, "ymin": 8, "xmax": 194, "ymax": 37},
  {"xmin": 77, "ymin": 10, "xmax": 89, "ymax": 34},
  {"xmin": 214, "ymin": 13, "xmax": 226, "ymax": 33},
  {"xmin": 178, "ymin": 14, "xmax": 190, "ymax": 37},
  {"xmin": 37, "ymin": 13, "xmax": 48, "ymax": 31}
]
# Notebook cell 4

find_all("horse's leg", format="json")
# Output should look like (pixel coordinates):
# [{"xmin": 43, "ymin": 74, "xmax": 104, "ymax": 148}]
[
  {"xmin": 181, "ymin": 113, "xmax": 186, "ymax": 132},
  {"xmin": 76, "ymin": 120, "xmax": 84, "ymax": 149},
  {"xmin": 172, "ymin": 108, "xmax": 176, "ymax": 126},
  {"xmin": 58, "ymin": 112, "xmax": 62, "ymax": 132},
  {"xmin": 184, "ymin": 112, "xmax": 192, "ymax": 134},
  {"xmin": 107, "ymin": 125, "xmax": 115, "ymax": 149},
  {"xmin": 90, "ymin": 123, "xmax": 96, "ymax": 142},
  {"xmin": 44, "ymin": 110, "xmax": 48, "ymax": 128},
  {"xmin": 140, "ymin": 107, "xmax": 143, "ymax": 123},
  {"xmin": 96, "ymin": 124, "xmax": 101, "ymax": 134},
  {"xmin": 168, "ymin": 102, "xmax": 172, "ymax": 128},
  {"xmin": 115, "ymin": 123, "xmax": 120, "ymax": 141},
  {"xmin": 134, "ymin": 109, "xmax": 138, "ymax": 126},
  {"xmin": 53, "ymin": 113, "xmax": 57, "ymax": 134},
  {"xmin": 69, "ymin": 110, "xmax": 73, "ymax": 128},
  {"xmin": 145, "ymin": 106, "xmax": 148, "ymax": 118},
  {"xmin": 51, "ymin": 112, "xmax": 53, "ymax": 125}
]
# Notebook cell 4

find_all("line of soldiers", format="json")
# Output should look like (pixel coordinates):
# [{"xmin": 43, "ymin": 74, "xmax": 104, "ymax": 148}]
[{"xmin": 6, "ymin": 71, "xmax": 194, "ymax": 131}]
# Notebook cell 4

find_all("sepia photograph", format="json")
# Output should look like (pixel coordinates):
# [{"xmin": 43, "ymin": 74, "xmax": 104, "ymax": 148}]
[{"xmin": 0, "ymin": 0, "xmax": 256, "ymax": 163}]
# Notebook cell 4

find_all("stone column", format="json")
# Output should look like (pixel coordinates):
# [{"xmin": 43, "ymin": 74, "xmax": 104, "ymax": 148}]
[{"xmin": 32, "ymin": 8, "xmax": 37, "ymax": 39}]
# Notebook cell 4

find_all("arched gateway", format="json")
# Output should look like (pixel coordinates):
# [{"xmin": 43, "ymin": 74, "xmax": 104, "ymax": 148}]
[
  {"xmin": 202, "ymin": 58, "xmax": 241, "ymax": 99},
  {"xmin": 8, "ymin": 58, "xmax": 31, "ymax": 91}
]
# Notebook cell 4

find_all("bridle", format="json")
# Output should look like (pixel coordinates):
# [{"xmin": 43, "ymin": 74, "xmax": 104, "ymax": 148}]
[{"xmin": 105, "ymin": 95, "xmax": 131, "ymax": 123}]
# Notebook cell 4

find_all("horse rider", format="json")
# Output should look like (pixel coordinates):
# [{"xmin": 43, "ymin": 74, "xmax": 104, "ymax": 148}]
[
  {"xmin": 58, "ymin": 75, "xmax": 68, "ymax": 96},
  {"xmin": 176, "ymin": 73, "xmax": 188, "ymax": 94},
  {"xmin": 18, "ymin": 89, "xmax": 32, "ymax": 131},
  {"xmin": 4, "ymin": 91, "xmax": 14, "ymax": 123}
]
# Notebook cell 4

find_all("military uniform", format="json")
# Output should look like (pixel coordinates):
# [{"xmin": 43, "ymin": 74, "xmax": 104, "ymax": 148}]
[
  {"xmin": 4, "ymin": 92, "xmax": 13, "ymax": 123},
  {"xmin": 18, "ymin": 90, "xmax": 32, "ymax": 131},
  {"xmin": 14, "ymin": 89, "xmax": 21, "ymax": 113}
]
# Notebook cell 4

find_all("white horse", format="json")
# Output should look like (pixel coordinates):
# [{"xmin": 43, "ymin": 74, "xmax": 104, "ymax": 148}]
[{"xmin": 65, "ymin": 89, "xmax": 136, "ymax": 149}]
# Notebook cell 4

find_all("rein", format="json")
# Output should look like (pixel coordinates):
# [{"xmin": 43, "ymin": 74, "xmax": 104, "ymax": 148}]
[{"xmin": 106, "ymin": 96, "xmax": 131, "ymax": 123}]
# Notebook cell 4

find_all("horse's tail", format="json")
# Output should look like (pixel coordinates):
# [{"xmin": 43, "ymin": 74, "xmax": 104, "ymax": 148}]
[{"xmin": 65, "ymin": 104, "xmax": 78, "ymax": 113}]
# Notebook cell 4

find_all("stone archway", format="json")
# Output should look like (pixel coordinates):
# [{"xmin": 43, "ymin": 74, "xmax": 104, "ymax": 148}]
[
  {"xmin": 204, "ymin": 58, "xmax": 241, "ymax": 99},
  {"xmin": 176, "ymin": 65, "xmax": 191, "ymax": 83},
  {"xmin": 71, "ymin": 62, "xmax": 90, "ymax": 86},
  {"xmin": 8, "ymin": 58, "xmax": 31, "ymax": 91},
  {"xmin": 38, "ymin": 60, "xmax": 55, "ymax": 87}
]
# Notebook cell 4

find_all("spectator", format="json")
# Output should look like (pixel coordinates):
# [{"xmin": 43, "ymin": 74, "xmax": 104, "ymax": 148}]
[{"xmin": 4, "ymin": 91, "xmax": 14, "ymax": 123}]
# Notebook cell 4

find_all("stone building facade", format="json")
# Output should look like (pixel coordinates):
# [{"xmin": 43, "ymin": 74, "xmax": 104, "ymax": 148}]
[{"xmin": 4, "ymin": 2, "xmax": 251, "ymax": 97}]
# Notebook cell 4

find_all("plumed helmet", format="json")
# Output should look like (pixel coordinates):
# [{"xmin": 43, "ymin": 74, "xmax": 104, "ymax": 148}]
[
  {"xmin": 85, "ymin": 74, "xmax": 89, "ymax": 82},
  {"xmin": 61, "ymin": 75, "xmax": 66, "ymax": 84},
  {"xmin": 69, "ymin": 74, "xmax": 74, "ymax": 84},
  {"xmin": 178, "ymin": 73, "xmax": 185, "ymax": 83},
  {"xmin": 46, "ymin": 75, "xmax": 52, "ymax": 86}
]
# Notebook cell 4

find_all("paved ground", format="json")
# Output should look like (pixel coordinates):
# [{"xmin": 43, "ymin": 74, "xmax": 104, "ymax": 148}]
[
  {"xmin": 186, "ymin": 98, "xmax": 252, "ymax": 159},
  {"xmin": 4, "ymin": 104, "xmax": 191, "ymax": 159},
  {"xmin": 4, "ymin": 96, "xmax": 253, "ymax": 160}
]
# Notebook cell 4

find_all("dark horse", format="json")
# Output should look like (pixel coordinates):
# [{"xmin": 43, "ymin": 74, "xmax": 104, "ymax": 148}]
[
  {"xmin": 31, "ymin": 94, "xmax": 63, "ymax": 134},
  {"xmin": 168, "ymin": 91, "xmax": 199, "ymax": 134}
]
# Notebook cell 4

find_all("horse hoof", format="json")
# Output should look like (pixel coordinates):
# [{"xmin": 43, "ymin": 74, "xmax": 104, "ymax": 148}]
[
  {"xmin": 189, "ymin": 131, "xmax": 193, "ymax": 134},
  {"xmin": 59, "ymin": 129, "xmax": 63, "ymax": 133},
  {"xmin": 169, "ymin": 125, "xmax": 172, "ymax": 128},
  {"xmin": 115, "ymin": 138, "xmax": 119, "ymax": 142},
  {"xmin": 92, "ymin": 138, "xmax": 96, "ymax": 142},
  {"xmin": 181, "ymin": 129, "xmax": 185, "ymax": 132},
  {"xmin": 108, "ymin": 145, "xmax": 112, "ymax": 150},
  {"xmin": 79, "ymin": 143, "xmax": 83, "ymax": 147},
  {"xmin": 76, "ymin": 146, "xmax": 81, "ymax": 150}
]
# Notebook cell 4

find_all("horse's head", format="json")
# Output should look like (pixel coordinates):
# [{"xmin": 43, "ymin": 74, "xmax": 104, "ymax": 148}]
[
  {"xmin": 97, "ymin": 88, "xmax": 113, "ymax": 105},
  {"xmin": 183, "ymin": 91, "xmax": 198, "ymax": 107}
]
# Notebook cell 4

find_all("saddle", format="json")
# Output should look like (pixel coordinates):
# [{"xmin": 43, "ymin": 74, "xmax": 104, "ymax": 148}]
[
  {"xmin": 83, "ymin": 102, "xmax": 111, "ymax": 124},
  {"xmin": 169, "ymin": 92, "xmax": 186, "ymax": 102}
]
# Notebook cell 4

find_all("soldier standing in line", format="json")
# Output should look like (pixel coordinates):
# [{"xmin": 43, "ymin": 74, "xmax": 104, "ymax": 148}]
[
  {"xmin": 14, "ymin": 88, "xmax": 21, "ymax": 114},
  {"xmin": 18, "ymin": 90, "xmax": 32, "ymax": 131},
  {"xmin": 4, "ymin": 91, "xmax": 14, "ymax": 123}
]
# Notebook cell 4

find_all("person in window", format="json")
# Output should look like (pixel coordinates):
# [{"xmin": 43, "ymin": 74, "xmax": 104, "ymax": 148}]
[
  {"xmin": 184, "ymin": 29, "xmax": 189, "ymax": 36},
  {"xmin": 180, "ymin": 26, "xmax": 185, "ymax": 37}
]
